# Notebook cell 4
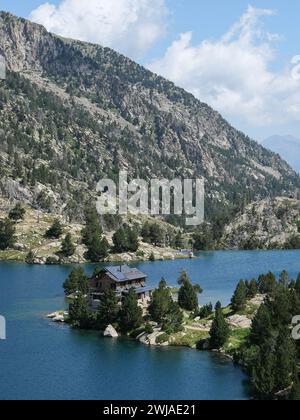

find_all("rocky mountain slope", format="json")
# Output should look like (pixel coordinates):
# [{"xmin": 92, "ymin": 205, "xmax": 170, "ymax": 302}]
[
  {"xmin": 0, "ymin": 11, "xmax": 299, "ymax": 224},
  {"xmin": 221, "ymin": 197, "xmax": 300, "ymax": 249}
]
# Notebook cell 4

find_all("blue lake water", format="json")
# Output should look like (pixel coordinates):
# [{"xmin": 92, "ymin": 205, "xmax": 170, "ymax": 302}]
[{"xmin": 0, "ymin": 250, "xmax": 300, "ymax": 400}]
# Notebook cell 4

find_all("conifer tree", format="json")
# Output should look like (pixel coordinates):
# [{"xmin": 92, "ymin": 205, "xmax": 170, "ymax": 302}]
[
  {"xmin": 162, "ymin": 302, "xmax": 183, "ymax": 333},
  {"xmin": 81, "ymin": 206, "xmax": 109, "ymax": 262},
  {"xmin": 68, "ymin": 295, "xmax": 91, "ymax": 329},
  {"xmin": 178, "ymin": 271, "xmax": 202, "ymax": 312},
  {"xmin": 119, "ymin": 289, "xmax": 143, "ymax": 332},
  {"xmin": 0, "ymin": 218, "xmax": 16, "ymax": 250},
  {"xmin": 231, "ymin": 280, "xmax": 247, "ymax": 312},
  {"xmin": 63, "ymin": 267, "xmax": 89, "ymax": 295},
  {"xmin": 252, "ymin": 346, "xmax": 277, "ymax": 400},
  {"xmin": 274, "ymin": 328, "xmax": 297, "ymax": 394},
  {"xmin": 295, "ymin": 274, "xmax": 300, "ymax": 296},
  {"xmin": 279, "ymin": 270, "xmax": 289, "ymax": 288},
  {"xmin": 60, "ymin": 233, "xmax": 76, "ymax": 257},
  {"xmin": 97, "ymin": 289, "xmax": 120, "ymax": 330},
  {"xmin": 209, "ymin": 302, "xmax": 230, "ymax": 349},
  {"xmin": 9, "ymin": 203, "xmax": 26, "ymax": 221},
  {"xmin": 45, "ymin": 219, "xmax": 63, "ymax": 239},
  {"xmin": 247, "ymin": 279, "xmax": 258, "ymax": 298},
  {"xmin": 25, "ymin": 250, "xmax": 35, "ymax": 265},
  {"xmin": 250, "ymin": 304, "xmax": 273, "ymax": 346},
  {"xmin": 149, "ymin": 279, "xmax": 173, "ymax": 323},
  {"xmin": 258, "ymin": 272, "xmax": 277, "ymax": 294}
]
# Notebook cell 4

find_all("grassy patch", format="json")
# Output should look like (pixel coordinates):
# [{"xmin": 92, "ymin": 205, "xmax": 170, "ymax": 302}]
[
  {"xmin": 170, "ymin": 330, "xmax": 209, "ymax": 348},
  {"xmin": 224, "ymin": 328, "xmax": 250, "ymax": 353}
]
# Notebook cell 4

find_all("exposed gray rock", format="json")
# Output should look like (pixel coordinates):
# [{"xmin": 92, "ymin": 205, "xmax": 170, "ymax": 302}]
[
  {"xmin": 221, "ymin": 197, "xmax": 300, "ymax": 249},
  {"xmin": 103, "ymin": 325, "xmax": 118, "ymax": 338}
]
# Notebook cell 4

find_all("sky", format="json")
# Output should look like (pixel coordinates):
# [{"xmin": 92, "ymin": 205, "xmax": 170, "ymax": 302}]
[{"xmin": 1, "ymin": 0, "xmax": 300, "ymax": 142}]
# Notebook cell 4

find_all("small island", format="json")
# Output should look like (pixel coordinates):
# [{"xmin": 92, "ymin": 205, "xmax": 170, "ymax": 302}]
[{"xmin": 49, "ymin": 265, "xmax": 300, "ymax": 401}]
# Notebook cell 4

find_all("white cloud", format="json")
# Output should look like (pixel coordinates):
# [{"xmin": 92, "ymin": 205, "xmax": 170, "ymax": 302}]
[
  {"xmin": 29, "ymin": 0, "xmax": 168, "ymax": 59},
  {"xmin": 148, "ymin": 6, "xmax": 300, "ymax": 128}
]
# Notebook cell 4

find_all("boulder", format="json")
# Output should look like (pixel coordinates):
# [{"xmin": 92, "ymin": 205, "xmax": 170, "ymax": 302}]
[
  {"xmin": 227, "ymin": 315, "xmax": 252, "ymax": 329},
  {"xmin": 103, "ymin": 325, "xmax": 119, "ymax": 338},
  {"xmin": 53, "ymin": 315, "xmax": 65, "ymax": 323}
]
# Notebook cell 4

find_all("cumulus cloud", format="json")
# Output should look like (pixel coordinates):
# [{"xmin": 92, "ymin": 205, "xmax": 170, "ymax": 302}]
[
  {"xmin": 29, "ymin": 0, "xmax": 168, "ymax": 59},
  {"xmin": 148, "ymin": 6, "xmax": 300, "ymax": 128}
]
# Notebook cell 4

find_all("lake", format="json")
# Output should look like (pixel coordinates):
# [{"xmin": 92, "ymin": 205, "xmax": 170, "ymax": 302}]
[{"xmin": 1, "ymin": 250, "xmax": 300, "ymax": 400}]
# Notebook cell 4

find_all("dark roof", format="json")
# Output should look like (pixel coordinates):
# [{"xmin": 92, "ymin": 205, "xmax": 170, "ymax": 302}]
[
  {"xmin": 103, "ymin": 265, "xmax": 147, "ymax": 283},
  {"xmin": 134, "ymin": 286, "xmax": 154, "ymax": 295}
]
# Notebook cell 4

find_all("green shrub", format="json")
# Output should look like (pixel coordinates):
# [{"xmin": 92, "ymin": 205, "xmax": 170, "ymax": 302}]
[{"xmin": 145, "ymin": 323, "xmax": 154, "ymax": 334}]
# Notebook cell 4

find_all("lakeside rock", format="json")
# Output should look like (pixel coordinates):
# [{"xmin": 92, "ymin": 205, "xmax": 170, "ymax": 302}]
[
  {"xmin": 103, "ymin": 325, "xmax": 119, "ymax": 338},
  {"xmin": 47, "ymin": 311, "xmax": 67, "ymax": 323}
]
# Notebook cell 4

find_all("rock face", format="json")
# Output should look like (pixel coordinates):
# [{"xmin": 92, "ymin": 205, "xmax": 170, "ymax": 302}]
[
  {"xmin": 227, "ymin": 315, "xmax": 252, "ymax": 329},
  {"xmin": 0, "ymin": 11, "xmax": 299, "ymax": 223},
  {"xmin": 221, "ymin": 197, "xmax": 300, "ymax": 249},
  {"xmin": 103, "ymin": 325, "xmax": 118, "ymax": 338}
]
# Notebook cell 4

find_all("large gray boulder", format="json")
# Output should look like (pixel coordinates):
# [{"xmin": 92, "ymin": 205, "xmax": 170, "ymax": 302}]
[{"xmin": 103, "ymin": 325, "xmax": 118, "ymax": 338}]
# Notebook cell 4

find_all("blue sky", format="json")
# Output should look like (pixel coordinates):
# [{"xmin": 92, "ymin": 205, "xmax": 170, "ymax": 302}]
[{"xmin": 1, "ymin": 0, "xmax": 300, "ymax": 142}]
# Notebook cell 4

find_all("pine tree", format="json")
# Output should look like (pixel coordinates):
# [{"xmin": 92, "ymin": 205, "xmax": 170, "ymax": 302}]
[
  {"xmin": 209, "ymin": 302, "xmax": 230, "ymax": 349},
  {"xmin": 150, "ymin": 223, "xmax": 164, "ymax": 247},
  {"xmin": 63, "ymin": 267, "xmax": 89, "ymax": 295},
  {"xmin": 125, "ymin": 226, "xmax": 139, "ymax": 252},
  {"xmin": 177, "ymin": 271, "xmax": 202, "ymax": 312},
  {"xmin": 112, "ymin": 226, "xmax": 139, "ymax": 253},
  {"xmin": 250, "ymin": 304, "xmax": 273, "ymax": 346},
  {"xmin": 268, "ymin": 285, "xmax": 292, "ymax": 326},
  {"xmin": 247, "ymin": 279, "xmax": 258, "ymax": 298},
  {"xmin": 45, "ymin": 219, "xmax": 63, "ymax": 239},
  {"xmin": 0, "ymin": 218, "xmax": 16, "ymax": 250},
  {"xmin": 82, "ymin": 206, "xmax": 109, "ymax": 262},
  {"xmin": 68, "ymin": 295, "xmax": 91, "ymax": 329},
  {"xmin": 279, "ymin": 270, "xmax": 289, "ymax": 288},
  {"xmin": 97, "ymin": 289, "xmax": 120, "ymax": 330},
  {"xmin": 85, "ymin": 236, "xmax": 109, "ymax": 262},
  {"xmin": 174, "ymin": 232, "xmax": 184, "ymax": 249},
  {"xmin": 60, "ymin": 233, "xmax": 76, "ymax": 257},
  {"xmin": 149, "ymin": 279, "xmax": 173, "ymax": 324},
  {"xmin": 25, "ymin": 250, "xmax": 35, "ymax": 265},
  {"xmin": 81, "ymin": 205, "xmax": 103, "ymax": 247},
  {"xmin": 258, "ymin": 272, "xmax": 277, "ymax": 294},
  {"xmin": 9, "ymin": 203, "xmax": 26, "ymax": 221},
  {"xmin": 119, "ymin": 289, "xmax": 143, "ymax": 333},
  {"xmin": 295, "ymin": 274, "xmax": 300, "ymax": 296},
  {"xmin": 252, "ymin": 346, "xmax": 277, "ymax": 400},
  {"xmin": 274, "ymin": 328, "xmax": 297, "ymax": 394},
  {"xmin": 231, "ymin": 280, "xmax": 247, "ymax": 312},
  {"xmin": 162, "ymin": 302, "xmax": 183, "ymax": 333},
  {"xmin": 112, "ymin": 228, "xmax": 127, "ymax": 253},
  {"xmin": 141, "ymin": 222, "xmax": 151, "ymax": 243}
]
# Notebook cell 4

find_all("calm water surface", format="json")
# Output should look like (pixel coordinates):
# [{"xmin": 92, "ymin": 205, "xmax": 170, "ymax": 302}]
[{"xmin": 0, "ymin": 250, "xmax": 299, "ymax": 400}]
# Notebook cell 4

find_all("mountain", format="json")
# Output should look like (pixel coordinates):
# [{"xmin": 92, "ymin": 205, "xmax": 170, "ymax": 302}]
[
  {"xmin": 0, "ymin": 11, "xmax": 299, "ymax": 224},
  {"xmin": 262, "ymin": 135, "xmax": 300, "ymax": 174},
  {"xmin": 221, "ymin": 197, "xmax": 300, "ymax": 250}
]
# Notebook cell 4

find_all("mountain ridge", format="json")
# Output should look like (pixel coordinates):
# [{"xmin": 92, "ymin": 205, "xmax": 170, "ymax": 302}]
[
  {"xmin": 0, "ymin": 10, "xmax": 299, "ymax": 224},
  {"xmin": 262, "ymin": 135, "xmax": 300, "ymax": 173}
]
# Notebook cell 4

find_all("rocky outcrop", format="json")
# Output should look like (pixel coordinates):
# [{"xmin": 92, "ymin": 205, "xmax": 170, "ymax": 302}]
[
  {"xmin": 47, "ymin": 311, "xmax": 67, "ymax": 323},
  {"xmin": 221, "ymin": 197, "xmax": 300, "ymax": 249},
  {"xmin": 103, "ymin": 325, "xmax": 119, "ymax": 338}
]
